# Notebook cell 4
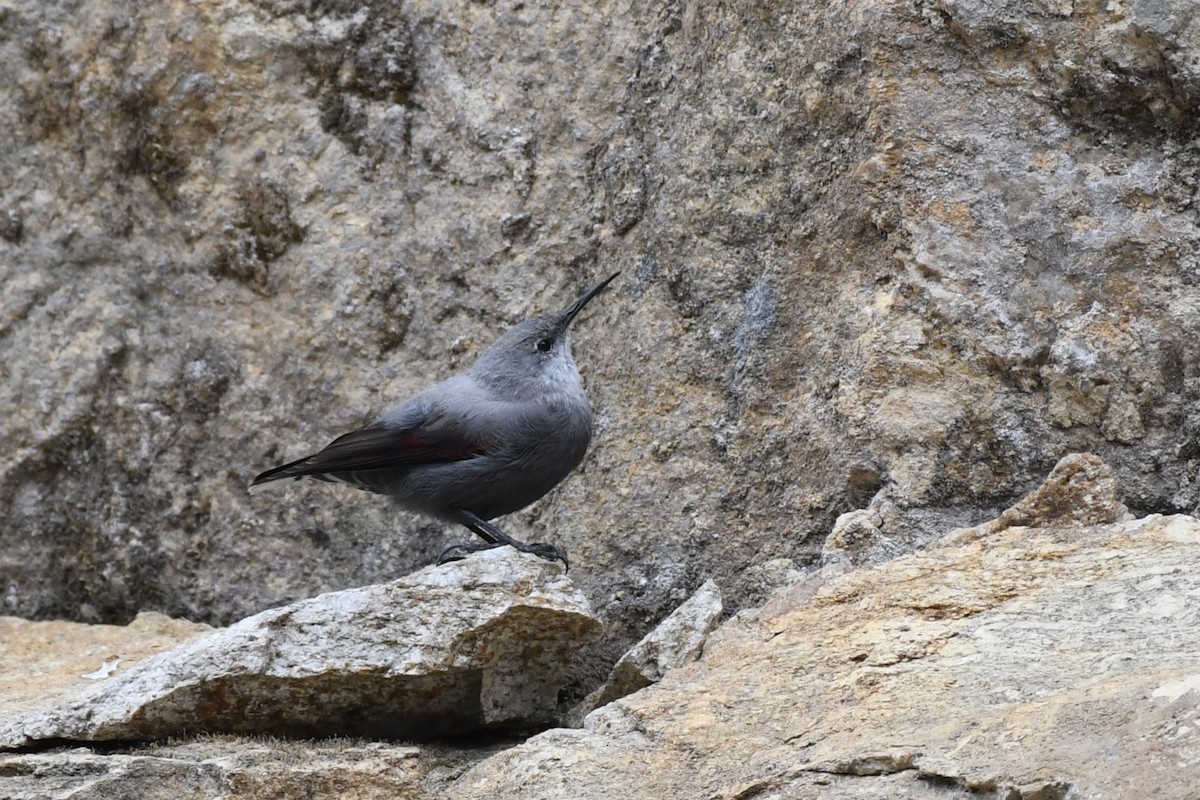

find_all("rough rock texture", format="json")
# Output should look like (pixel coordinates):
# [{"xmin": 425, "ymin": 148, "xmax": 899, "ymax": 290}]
[
  {"xmin": 822, "ymin": 499, "xmax": 912, "ymax": 570},
  {"xmin": 5, "ymin": 508, "xmax": 1200, "ymax": 798},
  {"xmin": 0, "ymin": 549, "xmax": 599, "ymax": 748},
  {"xmin": 940, "ymin": 451, "xmax": 1128, "ymax": 547},
  {"xmin": 571, "ymin": 578, "xmax": 722, "ymax": 722},
  {"xmin": 0, "ymin": 612, "xmax": 213, "ymax": 723},
  {"xmin": 825, "ymin": 452, "xmax": 1128, "ymax": 567},
  {"xmin": 4, "ymin": 0, "xmax": 1200, "ymax": 684},
  {"xmin": 0, "ymin": 739, "xmax": 483, "ymax": 800},
  {"xmin": 452, "ymin": 514, "xmax": 1200, "ymax": 800}
]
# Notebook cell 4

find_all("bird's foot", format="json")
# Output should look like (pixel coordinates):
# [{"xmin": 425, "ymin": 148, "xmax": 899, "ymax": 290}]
[
  {"xmin": 437, "ymin": 540, "xmax": 569, "ymax": 570},
  {"xmin": 516, "ymin": 541, "xmax": 570, "ymax": 571},
  {"xmin": 437, "ymin": 541, "xmax": 502, "ymax": 564}
]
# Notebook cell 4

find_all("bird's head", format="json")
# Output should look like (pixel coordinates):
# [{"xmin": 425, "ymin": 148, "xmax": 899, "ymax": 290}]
[{"xmin": 471, "ymin": 272, "xmax": 620, "ymax": 402}]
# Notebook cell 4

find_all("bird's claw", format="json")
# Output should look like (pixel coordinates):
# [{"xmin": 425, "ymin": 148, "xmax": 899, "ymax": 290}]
[
  {"xmin": 517, "ymin": 541, "xmax": 570, "ymax": 571},
  {"xmin": 436, "ymin": 541, "xmax": 568, "ymax": 570},
  {"xmin": 437, "ymin": 542, "xmax": 499, "ymax": 565}
]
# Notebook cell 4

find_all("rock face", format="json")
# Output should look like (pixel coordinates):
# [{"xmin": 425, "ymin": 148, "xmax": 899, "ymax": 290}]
[
  {"xmin": 825, "ymin": 452, "xmax": 1127, "ymax": 568},
  {"xmin": 3, "ymin": 0, "xmax": 1200, "ymax": 698},
  {"xmin": 0, "ymin": 549, "xmax": 599, "ymax": 748},
  {"xmin": 6, "ymin": 0, "xmax": 1199, "ymax": 791},
  {"xmin": 453, "ymin": 514, "xmax": 1200, "ymax": 800},
  {"xmin": 940, "ymin": 451, "xmax": 1128, "ymax": 547}
]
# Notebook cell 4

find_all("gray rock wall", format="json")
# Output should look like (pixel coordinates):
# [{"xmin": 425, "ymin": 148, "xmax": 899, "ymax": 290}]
[{"xmin": 2, "ymin": 0, "xmax": 1198, "ymax": 660}]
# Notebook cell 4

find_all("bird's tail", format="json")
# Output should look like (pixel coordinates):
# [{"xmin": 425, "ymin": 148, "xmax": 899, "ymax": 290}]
[{"xmin": 249, "ymin": 455, "xmax": 318, "ymax": 494}]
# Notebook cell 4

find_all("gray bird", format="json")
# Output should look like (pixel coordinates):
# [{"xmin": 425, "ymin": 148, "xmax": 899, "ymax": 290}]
[{"xmin": 251, "ymin": 272, "xmax": 620, "ymax": 569}]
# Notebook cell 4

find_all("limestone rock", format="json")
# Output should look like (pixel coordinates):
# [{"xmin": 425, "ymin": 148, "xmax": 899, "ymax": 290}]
[
  {"xmin": 571, "ymin": 579, "xmax": 722, "ymax": 722},
  {"xmin": 0, "ymin": 549, "xmax": 599, "ymax": 748},
  {"xmin": 451, "ymin": 515, "xmax": 1200, "ymax": 799}
]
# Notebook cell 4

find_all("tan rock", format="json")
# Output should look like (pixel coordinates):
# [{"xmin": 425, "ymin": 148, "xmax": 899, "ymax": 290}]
[
  {"xmin": 943, "ymin": 452, "xmax": 1127, "ymax": 546},
  {"xmin": 452, "ymin": 515, "xmax": 1200, "ymax": 799},
  {"xmin": 5, "ymin": 513, "xmax": 1199, "ymax": 798},
  {"xmin": 571, "ymin": 579, "xmax": 723, "ymax": 723},
  {"xmin": 0, "ymin": 612, "xmax": 212, "ymax": 722}
]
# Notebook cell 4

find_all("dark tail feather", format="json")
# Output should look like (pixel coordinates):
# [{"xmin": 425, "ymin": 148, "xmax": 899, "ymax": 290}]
[{"xmin": 249, "ymin": 454, "xmax": 320, "ymax": 493}]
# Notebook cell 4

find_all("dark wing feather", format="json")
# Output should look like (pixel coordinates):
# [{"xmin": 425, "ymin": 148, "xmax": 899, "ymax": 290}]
[{"xmin": 251, "ymin": 406, "xmax": 490, "ymax": 488}]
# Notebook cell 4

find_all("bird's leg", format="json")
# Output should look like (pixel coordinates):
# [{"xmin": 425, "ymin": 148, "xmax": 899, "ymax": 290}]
[{"xmin": 438, "ymin": 509, "xmax": 569, "ymax": 570}]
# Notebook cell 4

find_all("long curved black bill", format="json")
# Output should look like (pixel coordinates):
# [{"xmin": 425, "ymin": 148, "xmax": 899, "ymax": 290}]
[{"xmin": 562, "ymin": 271, "xmax": 621, "ymax": 327}]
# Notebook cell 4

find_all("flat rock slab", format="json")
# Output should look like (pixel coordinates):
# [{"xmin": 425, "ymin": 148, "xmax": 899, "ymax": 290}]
[
  {"xmin": 0, "ymin": 738, "xmax": 473, "ymax": 800},
  {"xmin": 0, "ymin": 549, "xmax": 599, "ymax": 748},
  {"xmin": 452, "ymin": 515, "xmax": 1200, "ymax": 800},
  {"xmin": 0, "ymin": 612, "xmax": 214, "ymax": 723}
]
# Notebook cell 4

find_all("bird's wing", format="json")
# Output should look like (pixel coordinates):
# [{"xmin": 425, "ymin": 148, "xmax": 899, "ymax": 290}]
[{"xmin": 251, "ymin": 399, "xmax": 493, "ymax": 488}]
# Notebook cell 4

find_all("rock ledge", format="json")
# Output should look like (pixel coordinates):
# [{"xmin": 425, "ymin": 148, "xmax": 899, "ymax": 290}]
[{"xmin": 0, "ymin": 549, "xmax": 599, "ymax": 749}]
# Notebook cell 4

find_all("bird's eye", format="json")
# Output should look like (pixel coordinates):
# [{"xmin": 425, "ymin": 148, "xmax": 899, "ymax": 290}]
[{"xmin": 535, "ymin": 336, "xmax": 555, "ymax": 353}]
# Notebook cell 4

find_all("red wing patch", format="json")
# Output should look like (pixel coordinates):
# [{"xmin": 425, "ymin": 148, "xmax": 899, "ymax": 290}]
[
  {"xmin": 253, "ymin": 410, "xmax": 497, "ymax": 487},
  {"xmin": 394, "ymin": 434, "xmax": 489, "ymax": 462},
  {"xmin": 297, "ymin": 424, "xmax": 493, "ymax": 475}
]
